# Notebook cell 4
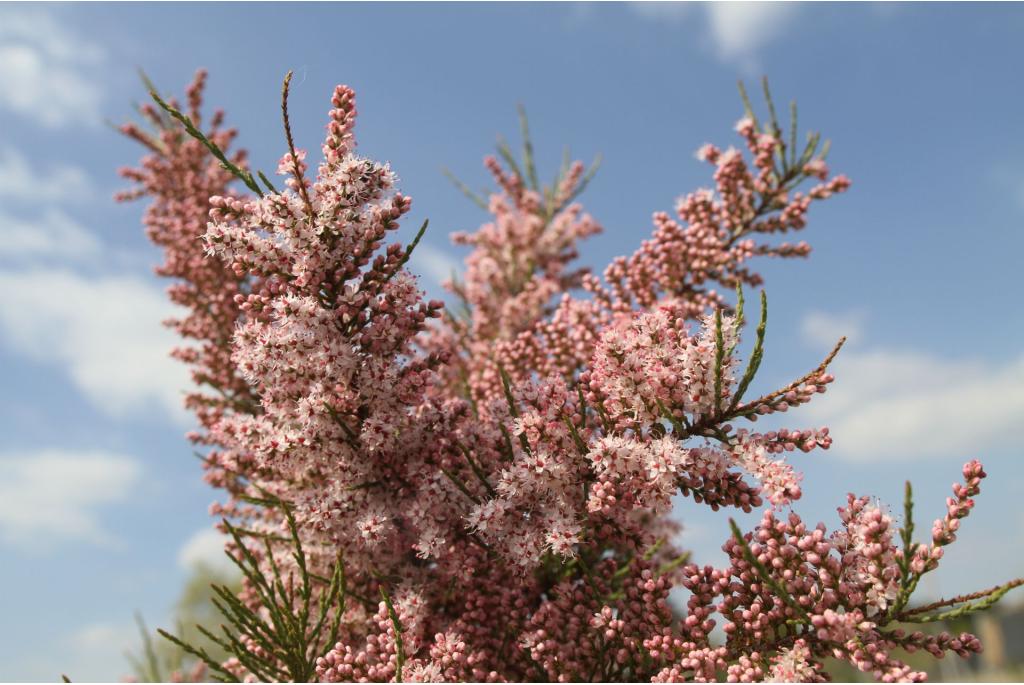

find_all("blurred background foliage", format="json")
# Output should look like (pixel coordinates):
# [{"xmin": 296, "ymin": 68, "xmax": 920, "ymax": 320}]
[{"xmin": 128, "ymin": 564, "xmax": 240, "ymax": 682}]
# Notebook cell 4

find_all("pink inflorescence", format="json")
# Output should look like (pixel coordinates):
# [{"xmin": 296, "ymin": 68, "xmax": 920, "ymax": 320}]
[{"xmin": 118, "ymin": 73, "xmax": 1015, "ymax": 682}]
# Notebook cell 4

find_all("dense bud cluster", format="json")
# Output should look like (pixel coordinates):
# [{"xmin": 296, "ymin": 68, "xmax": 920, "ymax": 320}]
[
  {"xmin": 594, "ymin": 116, "xmax": 850, "ymax": 321},
  {"xmin": 116, "ymin": 69, "xmax": 256, "ymax": 467},
  {"xmin": 117, "ymin": 72, "xmax": 1019, "ymax": 682}
]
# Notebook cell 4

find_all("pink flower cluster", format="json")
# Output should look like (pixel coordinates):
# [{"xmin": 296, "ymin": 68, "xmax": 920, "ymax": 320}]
[
  {"xmin": 595, "ymin": 117, "xmax": 850, "ymax": 321},
  {"xmin": 119, "ymin": 73, "xmax": 1018, "ymax": 682},
  {"xmin": 117, "ymin": 70, "xmax": 257, "ymax": 494}
]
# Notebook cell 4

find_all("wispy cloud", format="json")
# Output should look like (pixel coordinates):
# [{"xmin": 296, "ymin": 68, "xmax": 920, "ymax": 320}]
[
  {"xmin": 0, "ymin": 145, "xmax": 94, "ymax": 203},
  {"xmin": 0, "ymin": 268, "xmax": 190, "ymax": 421},
  {"xmin": 0, "ymin": 145, "xmax": 104, "ymax": 265},
  {"xmin": 0, "ymin": 450, "xmax": 141, "ymax": 548},
  {"xmin": 409, "ymin": 242, "xmax": 462, "ymax": 291},
  {"xmin": 800, "ymin": 311, "xmax": 1024, "ymax": 461},
  {"xmin": 0, "ymin": 141, "xmax": 187, "ymax": 422},
  {"xmin": 0, "ymin": 209, "xmax": 100, "ymax": 263},
  {"xmin": 178, "ymin": 527, "xmax": 235, "ymax": 575},
  {"xmin": 65, "ymin": 621, "xmax": 141, "ymax": 681},
  {"xmin": 7, "ymin": 617, "xmax": 143, "ymax": 680},
  {"xmin": 704, "ymin": 2, "xmax": 800, "ymax": 65},
  {"xmin": 0, "ymin": 9, "xmax": 106, "ymax": 127},
  {"xmin": 629, "ymin": 2, "xmax": 695, "ymax": 23},
  {"xmin": 629, "ymin": 2, "xmax": 801, "ymax": 69},
  {"xmin": 801, "ymin": 309, "xmax": 867, "ymax": 349}
]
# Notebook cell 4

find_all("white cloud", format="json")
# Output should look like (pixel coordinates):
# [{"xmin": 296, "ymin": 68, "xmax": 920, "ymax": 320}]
[
  {"xmin": 0, "ymin": 9, "xmax": 106, "ymax": 127},
  {"xmin": 799, "ymin": 312, "xmax": 1024, "ymax": 461},
  {"xmin": 0, "ymin": 450, "xmax": 141, "ymax": 548},
  {"xmin": 409, "ymin": 242, "xmax": 462, "ymax": 290},
  {"xmin": 630, "ymin": 1, "xmax": 694, "ymax": 22},
  {"xmin": 0, "ymin": 10, "xmax": 104, "ymax": 64},
  {"xmin": 8, "ymin": 618, "xmax": 145, "ymax": 680},
  {"xmin": 178, "ymin": 527, "xmax": 235, "ymax": 575},
  {"xmin": 628, "ymin": 2, "xmax": 800, "ymax": 67},
  {"xmin": 63, "ymin": 621, "xmax": 141, "ymax": 681},
  {"xmin": 0, "ymin": 209, "xmax": 100, "ymax": 263},
  {"xmin": 800, "ymin": 309, "xmax": 866, "ymax": 349},
  {"xmin": 70, "ymin": 621, "xmax": 140, "ymax": 653},
  {"xmin": 0, "ymin": 268, "xmax": 190, "ymax": 421},
  {"xmin": 0, "ymin": 145, "xmax": 94, "ymax": 203},
  {"xmin": 705, "ymin": 2, "xmax": 800, "ymax": 65}
]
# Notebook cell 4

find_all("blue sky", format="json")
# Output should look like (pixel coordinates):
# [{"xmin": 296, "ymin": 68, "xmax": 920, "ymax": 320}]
[{"xmin": 1, "ymin": 2, "xmax": 1022, "ymax": 680}]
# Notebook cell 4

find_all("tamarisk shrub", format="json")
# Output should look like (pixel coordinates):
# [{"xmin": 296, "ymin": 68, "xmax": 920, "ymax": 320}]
[{"xmin": 116, "ymin": 71, "xmax": 1021, "ymax": 683}]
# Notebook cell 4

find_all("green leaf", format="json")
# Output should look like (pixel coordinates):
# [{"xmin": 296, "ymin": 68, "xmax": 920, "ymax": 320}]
[
  {"xmin": 797, "ymin": 131, "xmax": 821, "ymax": 169},
  {"xmin": 379, "ymin": 585, "xmax": 407, "ymax": 682},
  {"xmin": 729, "ymin": 519, "xmax": 810, "ymax": 622},
  {"xmin": 904, "ymin": 581, "xmax": 1022, "ymax": 624},
  {"xmin": 788, "ymin": 100, "xmax": 798, "ymax": 170},
  {"xmin": 713, "ymin": 308, "xmax": 726, "ymax": 413},
  {"xmin": 155, "ymin": 495, "xmax": 348, "ymax": 680},
  {"xmin": 761, "ymin": 76, "xmax": 780, "ymax": 137},
  {"xmin": 728, "ymin": 284, "xmax": 745, "ymax": 357},
  {"xmin": 441, "ymin": 167, "xmax": 488, "ymax": 210},
  {"xmin": 149, "ymin": 90, "xmax": 263, "ymax": 197},
  {"xmin": 496, "ymin": 135, "xmax": 525, "ymax": 183},
  {"xmin": 729, "ymin": 290, "xmax": 767, "ymax": 411},
  {"xmin": 736, "ymin": 80, "xmax": 759, "ymax": 130},
  {"xmin": 518, "ymin": 104, "xmax": 540, "ymax": 192},
  {"xmin": 133, "ymin": 612, "xmax": 161, "ymax": 682},
  {"xmin": 257, "ymin": 170, "xmax": 279, "ymax": 194},
  {"xmin": 497, "ymin": 363, "xmax": 519, "ymax": 419}
]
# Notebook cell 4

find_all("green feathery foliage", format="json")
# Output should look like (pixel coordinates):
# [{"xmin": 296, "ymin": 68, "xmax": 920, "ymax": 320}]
[{"xmin": 158, "ymin": 495, "xmax": 347, "ymax": 682}]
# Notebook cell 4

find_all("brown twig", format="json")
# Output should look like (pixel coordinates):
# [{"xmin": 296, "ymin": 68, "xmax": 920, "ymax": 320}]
[
  {"xmin": 733, "ymin": 336, "xmax": 845, "ymax": 416},
  {"xmin": 281, "ymin": 71, "xmax": 316, "ymax": 221},
  {"xmin": 899, "ymin": 577, "xmax": 1024, "ymax": 618}
]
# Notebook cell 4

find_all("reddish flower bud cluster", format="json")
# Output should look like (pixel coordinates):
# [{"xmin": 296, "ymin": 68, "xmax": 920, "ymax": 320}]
[{"xmin": 593, "ymin": 117, "xmax": 850, "ymax": 322}]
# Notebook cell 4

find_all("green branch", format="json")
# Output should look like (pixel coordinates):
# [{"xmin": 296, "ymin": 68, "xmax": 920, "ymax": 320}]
[{"xmin": 149, "ymin": 90, "xmax": 264, "ymax": 197}]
